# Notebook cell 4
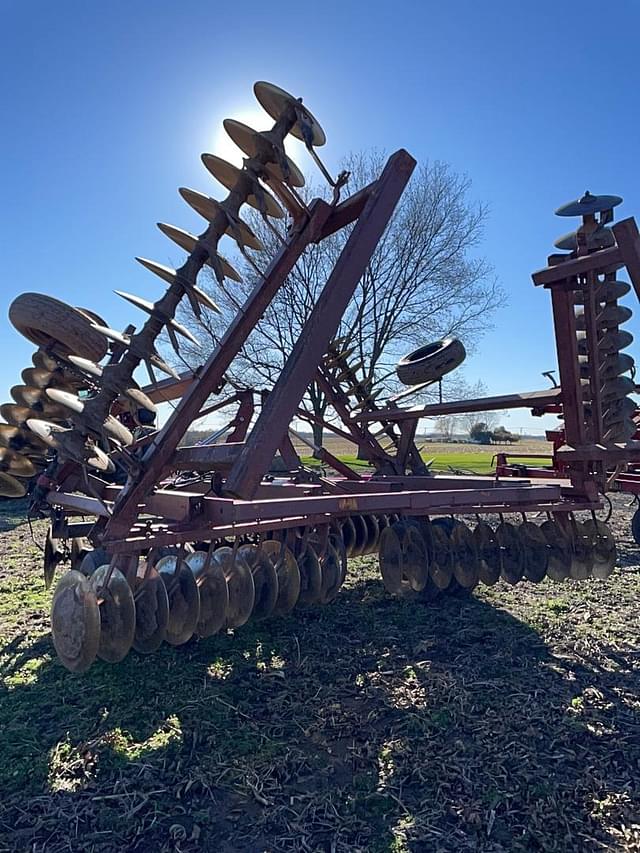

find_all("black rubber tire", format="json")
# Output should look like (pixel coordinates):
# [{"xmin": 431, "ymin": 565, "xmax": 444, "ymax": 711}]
[
  {"xmin": 9, "ymin": 293, "xmax": 108, "ymax": 361},
  {"xmin": 396, "ymin": 338, "xmax": 466, "ymax": 386}
]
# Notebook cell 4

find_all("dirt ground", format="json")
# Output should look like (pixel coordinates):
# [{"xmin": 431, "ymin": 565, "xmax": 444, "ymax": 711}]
[{"xmin": 0, "ymin": 495, "xmax": 638, "ymax": 852}]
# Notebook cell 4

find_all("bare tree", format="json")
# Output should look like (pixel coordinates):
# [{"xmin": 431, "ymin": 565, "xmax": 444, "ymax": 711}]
[
  {"xmin": 179, "ymin": 151, "xmax": 504, "ymax": 446},
  {"xmin": 457, "ymin": 380, "xmax": 507, "ymax": 438},
  {"xmin": 434, "ymin": 415, "xmax": 459, "ymax": 442}
]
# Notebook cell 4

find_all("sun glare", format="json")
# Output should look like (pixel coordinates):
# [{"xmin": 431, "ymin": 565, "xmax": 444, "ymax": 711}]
[
  {"xmin": 209, "ymin": 104, "xmax": 310, "ymax": 177},
  {"xmin": 211, "ymin": 106, "xmax": 273, "ymax": 166}
]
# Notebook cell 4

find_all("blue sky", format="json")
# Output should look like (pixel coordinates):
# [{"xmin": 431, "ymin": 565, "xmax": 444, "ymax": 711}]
[{"xmin": 2, "ymin": 0, "xmax": 639, "ymax": 433}]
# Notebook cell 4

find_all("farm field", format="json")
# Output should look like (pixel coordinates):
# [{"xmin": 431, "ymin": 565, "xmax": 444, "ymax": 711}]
[
  {"xmin": 0, "ymin": 495, "xmax": 638, "ymax": 852},
  {"xmin": 291, "ymin": 437, "xmax": 555, "ymax": 475}
]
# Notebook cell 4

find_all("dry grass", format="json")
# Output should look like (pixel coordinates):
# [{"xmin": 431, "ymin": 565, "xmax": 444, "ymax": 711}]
[{"xmin": 289, "ymin": 436, "xmax": 553, "ymax": 459}]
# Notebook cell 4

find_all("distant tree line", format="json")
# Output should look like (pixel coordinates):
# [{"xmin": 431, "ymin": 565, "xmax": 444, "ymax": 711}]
[{"xmin": 469, "ymin": 422, "xmax": 519, "ymax": 444}]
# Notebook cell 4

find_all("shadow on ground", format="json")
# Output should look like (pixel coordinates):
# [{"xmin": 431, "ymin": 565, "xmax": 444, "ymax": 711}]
[
  {"xmin": 1, "ymin": 561, "xmax": 638, "ymax": 852},
  {"xmin": 0, "ymin": 498, "xmax": 31, "ymax": 533}
]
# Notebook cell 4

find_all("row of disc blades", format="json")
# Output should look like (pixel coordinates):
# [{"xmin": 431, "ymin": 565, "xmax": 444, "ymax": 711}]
[
  {"xmin": 48, "ymin": 508, "xmax": 616, "ymax": 672},
  {"xmin": 1, "ymin": 82, "xmax": 333, "ymax": 485},
  {"xmin": 50, "ymin": 527, "xmax": 346, "ymax": 673},
  {"xmin": 378, "ymin": 515, "xmax": 616, "ymax": 598},
  {"xmin": 0, "ymin": 334, "xmax": 97, "ymax": 497},
  {"xmin": 552, "ymin": 192, "xmax": 637, "ymax": 443},
  {"xmin": 0, "ymin": 292, "xmax": 170, "ymax": 493}
]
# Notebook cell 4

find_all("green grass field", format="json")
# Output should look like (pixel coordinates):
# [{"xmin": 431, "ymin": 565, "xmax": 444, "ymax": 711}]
[{"xmin": 302, "ymin": 451, "xmax": 553, "ymax": 475}]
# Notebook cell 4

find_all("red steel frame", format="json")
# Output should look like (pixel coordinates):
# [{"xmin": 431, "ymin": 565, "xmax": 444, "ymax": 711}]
[{"xmin": 45, "ymin": 164, "xmax": 640, "ymax": 555}]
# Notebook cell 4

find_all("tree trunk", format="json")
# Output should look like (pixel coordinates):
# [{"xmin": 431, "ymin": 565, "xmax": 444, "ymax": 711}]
[{"xmin": 312, "ymin": 421, "xmax": 324, "ymax": 458}]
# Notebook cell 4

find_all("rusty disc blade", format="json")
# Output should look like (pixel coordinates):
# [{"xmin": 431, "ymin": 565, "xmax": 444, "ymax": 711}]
[
  {"xmin": 70, "ymin": 537, "xmax": 92, "ymax": 572},
  {"xmin": 575, "ymin": 280, "xmax": 631, "ymax": 303},
  {"xmin": 178, "ymin": 188, "xmax": 265, "ymax": 251},
  {"xmin": 340, "ymin": 516, "xmax": 357, "ymax": 556},
  {"xmin": 361, "ymin": 514, "xmax": 380, "ymax": 556},
  {"xmin": 254, "ymin": 81, "xmax": 327, "ymax": 146},
  {"xmin": 0, "ymin": 471, "xmax": 27, "ymax": 499},
  {"xmin": 44, "ymin": 524, "xmax": 62, "ymax": 589},
  {"xmin": 156, "ymin": 224, "xmax": 243, "ymax": 281},
  {"xmin": 12, "ymin": 384, "xmax": 54, "ymax": 409},
  {"xmin": 78, "ymin": 548, "xmax": 110, "ymax": 577},
  {"xmin": 428, "ymin": 522, "xmax": 454, "ymax": 590},
  {"xmin": 410, "ymin": 520, "xmax": 442, "ymax": 603},
  {"xmin": 554, "ymin": 225, "xmax": 614, "ymax": 252},
  {"xmin": 601, "ymin": 381, "xmax": 637, "ymax": 408},
  {"xmin": 114, "ymin": 291, "xmax": 200, "ymax": 345},
  {"xmin": 450, "ymin": 520, "xmax": 480, "ymax": 588},
  {"xmin": 603, "ymin": 418, "xmax": 637, "ymax": 443},
  {"xmin": 376, "ymin": 514, "xmax": 390, "ymax": 534},
  {"xmin": 575, "ymin": 304, "xmax": 632, "ymax": 331},
  {"xmin": 135, "ymin": 257, "xmax": 222, "ymax": 314},
  {"xmin": 23, "ymin": 390, "xmax": 81, "ymax": 421},
  {"xmin": 582, "ymin": 519, "xmax": 616, "ymax": 579},
  {"xmin": 89, "ymin": 565, "xmax": 136, "ymax": 663},
  {"xmin": 378, "ymin": 525, "xmax": 403, "ymax": 593},
  {"xmin": 21, "ymin": 367, "xmax": 56, "ymax": 389},
  {"xmin": 540, "ymin": 520, "xmax": 571, "ymax": 581},
  {"xmin": 0, "ymin": 447, "xmax": 36, "ymax": 478},
  {"xmin": 23, "ymin": 366, "xmax": 81, "ymax": 392},
  {"xmin": 315, "ymin": 542, "xmax": 341, "ymax": 604},
  {"xmin": 133, "ymin": 564, "xmax": 170, "ymax": 653},
  {"xmin": 601, "ymin": 398, "xmax": 636, "ymax": 425},
  {"xmin": 0, "ymin": 404, "xmax": 36, "ymax": 427},
  {"xmin": 496, "ymin": 521, "xmax": 524, "ymax": 585},
  {"xmin": 32, "ymin": 349, "xmax": 59, "ymax": 372},
  {"xmin": 201, "ymin": 154, "xmax": 285, "ymax": 219},
  {"xmin": 577, "ymin": 329, "xmax": 634, "ymax": 356},
  {"xmin": 519, "ymin": 521, "xmax": 549, "ymax": 583},
  {"xmin": 210, "ymin": 546, "xmax": 254, "ymax": 629},
  {"xmin": 569, "ymin": 521, "xmax": 594, "ymax": 580},
  {"xmin": 350, "ymin": 514, "xmax": 369, "ymax": 557},
  {"xmin": 78, "ymin": 547, "xmax": 109, "ymax": 576},
  {"xmin": 51, "ymin": 570, "xmax": 100, "ymax": 673},
  {"xmin": 261, "ymin": 540, "xmax": 300, "ymax": 615},
  {"xmin": 157, "ymin": 556, "xmax": 200, "ymax": 645},
  {"xmin": 294, "ymin": 542, "xmax": 322, "ymax": 606},
  {"xmin": 186, "ymin": 549, "xmax": 229, "ymax": 636},
  {"xmin": 0, "ymin": 423, "xmax": 48, "ymax": 455},
  {"xmin": 222, "ymin": 119, "xmax": 306, "ymax": 187},
  {"xmin": 579, "ymin": 352, "xmax": 635, "ymax": 380},
  {"xmin": 399, "ymin": 524, "xmax": 429, "ymax": 592},
  {"xmin": 555, "ymin": 192, "xmax": 622, "ymax": 217},
  {"xmin": 237, "ymin": 543, "xmax": 277, "ymax": 619},
  {"xmin": 474, "ymin": 521, "xmax": 501, "ymax": 585},
  {"xmin": 329, "ymin": 529, "xmax": 348, "ymax": 586}
]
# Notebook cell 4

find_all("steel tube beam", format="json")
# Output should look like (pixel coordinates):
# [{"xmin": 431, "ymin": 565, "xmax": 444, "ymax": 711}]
[
  {"xmin": 103, "ymin": 199, "xmax": 333, "ymax": 537},
  {"xmin": 225, "ymin": 149, "xmax": 417, "ymax": 498},
  {"xmin": 352, "ymin": 388, "xmax": 562, "ymax": 423}
]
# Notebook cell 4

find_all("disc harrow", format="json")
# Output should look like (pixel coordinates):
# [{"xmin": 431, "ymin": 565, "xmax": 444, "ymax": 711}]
[{"xmin": 2, "ymin": 82, "xmax": 640, "ymax": 674}]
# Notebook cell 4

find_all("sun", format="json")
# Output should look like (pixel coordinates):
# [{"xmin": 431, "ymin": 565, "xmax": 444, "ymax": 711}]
[
  {"xmin": 209, "ymin": 103, "xmax": 310, "ymax": 180},
  {"xmin": 211, "ymin": 106, "xmax": 273, "ymax": 167}
]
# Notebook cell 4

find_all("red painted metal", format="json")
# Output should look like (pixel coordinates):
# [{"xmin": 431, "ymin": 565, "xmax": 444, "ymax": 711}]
[{"xmin": 35, "ymin": 150, "xmax": 640, "ymax": 553}]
